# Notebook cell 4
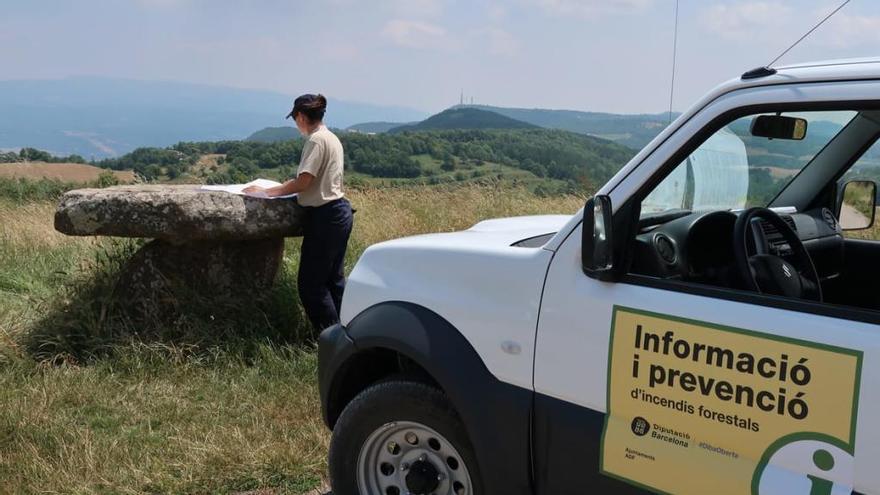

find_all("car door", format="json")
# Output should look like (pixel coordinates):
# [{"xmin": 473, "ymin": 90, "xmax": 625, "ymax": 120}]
[
  {"xmin": 533, "ymin": 80, "xmax": 880, "ymax": 495},
  {"xmin": 831, "ymin": 150, "xmax": 880, "ymax": 310}
]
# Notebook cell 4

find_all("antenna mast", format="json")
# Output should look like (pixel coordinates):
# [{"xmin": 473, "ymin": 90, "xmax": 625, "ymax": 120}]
[
  {"xmin": 667, "ymin": 0, "xmax": 679, "ymax": 125},
  {"xmin": 767, "ymin": 0, "xmax": 851, "ymax": 67}
]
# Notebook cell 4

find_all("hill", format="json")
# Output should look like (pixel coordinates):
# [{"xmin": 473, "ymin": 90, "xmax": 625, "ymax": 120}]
[
  {"xmin": 246, "ymin": 127, "xmax": 298, "ymax": 143},
  {"xmin": 460, "ymin": 104, "xmax": 673, "ymax": 149},
  {"xmin": 389, "ymin": 108, "xmax": 539, "ymax": 133},
  {"xmin": 0, "ymin": 77, "xmax": 427, "ymax": 158}
]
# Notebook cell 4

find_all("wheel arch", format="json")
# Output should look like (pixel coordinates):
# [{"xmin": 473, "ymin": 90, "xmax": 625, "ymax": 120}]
[{"xmin": 320, "ymin": 301, "xmax": 535, "ymax": 494}]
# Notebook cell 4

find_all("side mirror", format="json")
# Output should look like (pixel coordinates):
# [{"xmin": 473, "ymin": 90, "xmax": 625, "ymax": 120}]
[
  {"xmin": 750, "ymin": 115, "xmax": 808, "ymax": 140},
  {"xmin": 839, "ymin": 180, "xmax": 877, "ymax": 231},
  {"xmin": 582, "ymin": 195, "xmax": 614, "ymax": 278}
]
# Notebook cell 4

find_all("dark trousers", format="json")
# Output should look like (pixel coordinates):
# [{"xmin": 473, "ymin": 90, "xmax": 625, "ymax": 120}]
[{"xmin": 298, "ymin": 198, "xmax": 353, "ymax": 331}]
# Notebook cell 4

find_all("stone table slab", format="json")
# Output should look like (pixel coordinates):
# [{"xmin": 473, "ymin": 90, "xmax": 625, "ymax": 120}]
[
  {"xmin": 55, "ymin": 185, "xmax": 305, "ymax": 242},
  {"xmin": 54, "ymin": 185, "xmax": 308, "ymax": 302}
]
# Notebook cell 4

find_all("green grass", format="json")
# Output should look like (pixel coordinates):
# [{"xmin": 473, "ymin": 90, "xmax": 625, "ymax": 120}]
[
  {"xmin": 0, "ymin": 182, "xmax": 584, "ymax": 493},
  {"xmin": 0, "ymin": 345, "xmax": 327, "ymax": 494}
]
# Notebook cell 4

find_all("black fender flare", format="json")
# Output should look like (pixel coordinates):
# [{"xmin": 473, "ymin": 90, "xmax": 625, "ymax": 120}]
[{"xmin": 319, "ymin": 301, "xmax": 534, "ymax": 494}]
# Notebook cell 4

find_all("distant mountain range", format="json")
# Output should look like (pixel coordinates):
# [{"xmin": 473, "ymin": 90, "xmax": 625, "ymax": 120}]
[
  {"xmin": 247, "ymin": 109, "xmax": 540, "ymax": 141},
  {"xmin": 0, "ymin": 77, "xmax": 427, "ymax": 158},
  {"xmin": 248, "ymin": 105, "xmax": 673, "ymax": 150},
  {"xmin": 462, "ymin": 105, "xmax": 675, "ymax": 149}
]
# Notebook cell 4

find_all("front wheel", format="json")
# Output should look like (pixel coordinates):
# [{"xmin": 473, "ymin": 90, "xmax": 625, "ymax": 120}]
[{"xmin": 328, "ymin": 380, "xmax": 482, "ymax": 495}]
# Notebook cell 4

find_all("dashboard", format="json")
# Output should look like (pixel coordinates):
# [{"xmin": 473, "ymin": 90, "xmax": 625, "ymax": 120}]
[{"xmin": 630, "ymin": 208, "xmax": 844, "ymax": 289}]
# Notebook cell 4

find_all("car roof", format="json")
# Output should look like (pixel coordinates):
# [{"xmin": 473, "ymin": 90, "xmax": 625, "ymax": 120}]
[
  {"xmin": 715, "ymin": 58, "xmax": 880, "ymax": 98},
  {"xmin": 612, "ymin": 58, "xmax": 880, "ymax": 190}
]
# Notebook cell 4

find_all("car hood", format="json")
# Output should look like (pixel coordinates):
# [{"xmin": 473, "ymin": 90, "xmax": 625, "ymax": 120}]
[{"xmin": 379, "ymin": 214, "xmax": 572, "ymax": 250}]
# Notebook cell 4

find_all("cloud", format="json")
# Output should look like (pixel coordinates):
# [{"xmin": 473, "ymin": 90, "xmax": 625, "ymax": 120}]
[
  {"xmin": 381, "ymin": 19, "xmax": 448, "ymax": 49},
  {"xmin": 388, "ymin": 0, "xmax": 447, "ymax": 18},
  {"xmin": 135, "ymin": 0, "xmax": 189, "ymax": 8},
  {"xmin": 476, "ymin": 27, "xmax": 520, "ymax": 57},
  {"xmin": 701, "ymin": 2, "xmax": 793, "ymax": 40},
  {"xmin": 700, "ymin": 2, "xmax": 880, "ymax": 51},
  {"xmin": 525, "ymin": 0, "xmax": 654, "ymax": 18},
  {"xmin": 320, "ymin": 42, "xmax": 362, "ymax": 62},
  {"xmin": 487, "ymin": 4, "xmax": 508, "ymax": 23},
  {"xmin": 818, "ymin": 11, "xmax": 880, "ymax": 48}
]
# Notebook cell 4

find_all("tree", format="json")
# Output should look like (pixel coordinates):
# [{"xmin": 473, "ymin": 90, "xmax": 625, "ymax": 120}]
[
  {"xmin": 97, "ymin": 171, "xmax": 119, "ymax": 188},
  {"xmin": 441, "ymin": 155, "xmax": 456, "ymax": 172}
]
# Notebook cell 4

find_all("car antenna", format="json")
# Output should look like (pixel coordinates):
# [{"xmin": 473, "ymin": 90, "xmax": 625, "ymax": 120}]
[
  {"xmin": 742, "ymin": 0, "xmax": 852, "ymax": 80},
  {"xmin": 667, "ymin": 0, "xmax": 680, "ymax": 125}
]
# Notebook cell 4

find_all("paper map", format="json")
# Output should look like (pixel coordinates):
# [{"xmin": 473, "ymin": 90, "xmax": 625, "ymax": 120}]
[{"xmin": 200, "ymin": 179, "xmax": 296, "ymax": 199}]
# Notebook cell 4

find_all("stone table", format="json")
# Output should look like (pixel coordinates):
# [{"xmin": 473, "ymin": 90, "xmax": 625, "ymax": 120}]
[{"xmin": 54, "ymin": 185, "xmax": 305, "ymax": 298}]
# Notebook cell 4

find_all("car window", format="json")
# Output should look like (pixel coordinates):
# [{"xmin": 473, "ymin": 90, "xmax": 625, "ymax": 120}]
[
  {"xmin": 838, "ymin": 138, "xmax": 880, "ymax": 240},
  {"xmin": 642, "ymin": 111, "xmax": 857, "ymax": 216}
]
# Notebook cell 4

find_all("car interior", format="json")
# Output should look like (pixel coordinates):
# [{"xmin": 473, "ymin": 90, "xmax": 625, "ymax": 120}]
[{"xmin": 626, "ymin": 108, "xmax": 880, "ymax": 313}]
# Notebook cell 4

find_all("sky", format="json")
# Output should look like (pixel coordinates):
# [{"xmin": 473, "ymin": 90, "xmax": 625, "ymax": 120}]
[{"xmin": 3, "ymin": 0, "xmax": 880, "ymax": 115}]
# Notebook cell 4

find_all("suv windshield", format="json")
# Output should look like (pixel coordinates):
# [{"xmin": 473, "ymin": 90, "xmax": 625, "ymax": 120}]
[{"xmin": 641, "ymin": 111, "xmax": 857, "ymax": 216}]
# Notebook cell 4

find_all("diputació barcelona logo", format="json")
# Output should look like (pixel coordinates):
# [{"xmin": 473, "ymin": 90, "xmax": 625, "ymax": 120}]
[{"xmin": 631, "ymin": 417, "xmax": 650, "ymax": 437}]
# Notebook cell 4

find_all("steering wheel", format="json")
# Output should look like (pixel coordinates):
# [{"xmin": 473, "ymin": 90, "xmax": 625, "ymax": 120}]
[{"xmin": 733, "ymin": 207, "xmax": 823, "ymax": 302}]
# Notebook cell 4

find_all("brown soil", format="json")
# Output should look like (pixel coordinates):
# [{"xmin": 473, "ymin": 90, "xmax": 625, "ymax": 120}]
[
  {"xmin": 193, "ymin": 154, "xmax": 225, "ymax": 174},
  {"xmin": 0, "ymin": 161, "xmax": 135, "ymax": 183},
  {"xmin": 761, "ymin": 166, "xmax": 800, "ymax": 179}
]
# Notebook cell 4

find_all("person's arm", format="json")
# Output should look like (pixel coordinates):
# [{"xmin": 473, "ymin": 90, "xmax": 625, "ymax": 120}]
[
  {"xmin": 249, "ymin": 173, "xmax": 314, "ymax": 197},
  {"xmin": 244, "ymin": 138, "xmax": 322, "ymax": 197},
  {"xmin": 271, "ymin": 172, "xmax": 313, "ymax": 196}
]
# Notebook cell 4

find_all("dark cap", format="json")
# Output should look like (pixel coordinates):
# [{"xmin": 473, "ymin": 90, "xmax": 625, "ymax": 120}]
[{"xmin": 285, "ymin": 94, "xmax": 320, "ymax": 119}]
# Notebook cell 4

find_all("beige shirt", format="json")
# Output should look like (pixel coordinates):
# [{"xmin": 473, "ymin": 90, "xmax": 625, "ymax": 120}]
[{"xmin": 296, "ymin": 125, "xmax": 345, "ymax": 207}]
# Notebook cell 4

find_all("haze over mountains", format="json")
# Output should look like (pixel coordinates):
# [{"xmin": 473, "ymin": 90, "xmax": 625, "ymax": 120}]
[
  {"xmin": 0, "ymin": 77, "xmax": 680, "ymax": 158},
  {"xmin": 0, "ymin": 77, "xmax": 427, "ymax": 159}
]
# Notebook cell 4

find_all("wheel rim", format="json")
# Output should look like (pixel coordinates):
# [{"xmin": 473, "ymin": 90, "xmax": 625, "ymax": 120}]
[{"xmin": 357, "ymin": 421, "xmax": 473, "ymax": 495}]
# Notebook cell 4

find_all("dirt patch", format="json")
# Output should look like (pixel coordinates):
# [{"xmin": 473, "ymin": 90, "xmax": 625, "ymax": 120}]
[
  {"xmin": 193, "ymin": 154, "xmax": 225, "ymax": 174},
  {"xmin": 0, "ymin": 162, "xmax": 135, "ymax": 183},
  {"xmin": 761, "ymin": 166, "xmax": 800, "ymax": 179}
]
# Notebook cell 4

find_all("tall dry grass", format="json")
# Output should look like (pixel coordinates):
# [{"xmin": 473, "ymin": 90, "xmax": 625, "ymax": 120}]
[
  {"xmin": 0, "ymin": 183, "xmax": 583, "ymax": 494},
  {"xmin": 348, "ymin": 183, "xmax": 582, "ymax": 248}
]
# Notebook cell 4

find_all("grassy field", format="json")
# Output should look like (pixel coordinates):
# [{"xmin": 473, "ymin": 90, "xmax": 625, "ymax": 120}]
[{"xmin": 0, "ymin": 179, "xmax": 583, "ymax": 494}]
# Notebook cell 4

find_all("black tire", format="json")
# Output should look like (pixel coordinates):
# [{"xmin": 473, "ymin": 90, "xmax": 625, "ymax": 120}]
[{"xmin": 328, "ymin": 380, "xmax": 484, "ymax": 495}]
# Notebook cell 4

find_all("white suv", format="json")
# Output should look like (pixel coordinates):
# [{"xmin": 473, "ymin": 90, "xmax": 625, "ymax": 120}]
[{"xmin": 319, "ymin": 59, "xmax": 880, "ymax": 495}]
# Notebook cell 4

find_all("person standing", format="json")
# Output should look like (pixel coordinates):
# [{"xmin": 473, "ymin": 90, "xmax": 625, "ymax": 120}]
[{"xmin": 243, "ymin": 94, "xmax": 353, "ymax": 331}]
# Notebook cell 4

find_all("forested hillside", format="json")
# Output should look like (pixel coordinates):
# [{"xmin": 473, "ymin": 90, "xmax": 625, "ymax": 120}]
[{"xmin": 89, "ymin": 128, "xmax": 635, "ymax": 196}]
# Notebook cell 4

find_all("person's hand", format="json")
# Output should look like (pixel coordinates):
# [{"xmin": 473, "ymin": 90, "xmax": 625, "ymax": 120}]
[{"xmin": 242, "ymin": 185, "xmax": 266, "ymax": 195}]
